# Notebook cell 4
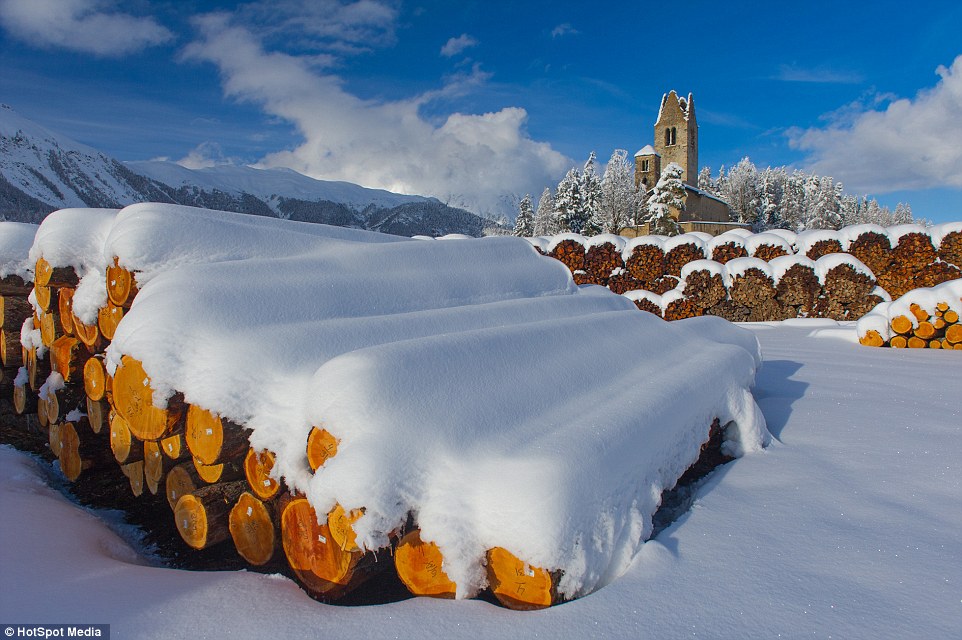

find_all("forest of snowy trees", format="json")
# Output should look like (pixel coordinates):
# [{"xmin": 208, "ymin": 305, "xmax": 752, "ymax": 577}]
[{"xmin": 514, "ymin": 153, "xmax": 918, "ymax": 237}]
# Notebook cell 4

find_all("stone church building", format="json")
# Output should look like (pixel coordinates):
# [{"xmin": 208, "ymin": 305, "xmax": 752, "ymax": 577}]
[{"xmin": 624, "ymin": 91, "xmax": 740, "ymax": 236}]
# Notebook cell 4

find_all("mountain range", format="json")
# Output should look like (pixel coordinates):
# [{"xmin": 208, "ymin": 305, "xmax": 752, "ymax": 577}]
[{"xmin": 0, "ymin": 104, "xmax": 501, "ymax": 237}]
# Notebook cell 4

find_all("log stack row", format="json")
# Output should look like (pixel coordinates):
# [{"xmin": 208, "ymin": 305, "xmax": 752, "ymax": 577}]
[
  {"xmin": 530, "ymin": 224, "xmax": 962, "ymax": 322},
  {"xmin": 856, "ymin": 280, "xmax": 962, "ymax": 349},
  {"xmin": 625, "ymin": 254, "xmax": 885, "ymax": 323}
]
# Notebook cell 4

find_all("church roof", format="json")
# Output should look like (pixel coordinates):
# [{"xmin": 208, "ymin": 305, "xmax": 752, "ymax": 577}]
[{"xmin": 634, "ymin": 144, "xmax": 659, "ymax": 157}]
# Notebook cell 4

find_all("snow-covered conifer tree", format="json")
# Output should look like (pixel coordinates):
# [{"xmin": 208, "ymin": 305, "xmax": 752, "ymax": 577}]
[
  {"xmin": 555, "ymin": 167, "xmax": 585, "ymax": 233},
  {"xmin": 644, "ymin": 162, "xmax": 684, "ymax": 236},
  {"xmin": 596, "ymin": 149, "xmax": 636, "ymax": 234},
  {"xmin": 533, "ymin": 188, "xmax": 556, "ymax": 235},
  {"xmin": 514, "ymin": 193, "xmax": 534, "ymax": 237}
]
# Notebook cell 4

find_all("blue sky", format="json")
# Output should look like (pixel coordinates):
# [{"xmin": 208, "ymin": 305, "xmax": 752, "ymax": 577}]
[{"xmin": 2, "ymin": 0, "xmax": 961, "ymax": 223}]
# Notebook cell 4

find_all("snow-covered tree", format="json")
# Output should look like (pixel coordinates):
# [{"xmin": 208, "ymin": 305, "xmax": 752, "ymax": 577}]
[
  {"xmin": 514, "ymin": 193, "xmax": 534, "ymax": 237},
  {"xmin": 595, "ymin": 149, "xmax": 636, "ymax": 234},
  {"xmin": 579, "ymin": 152, "xmax": 603, "ymax": 234},
  {"xmin": 533, "ymin": 188, "xmax": 557, "ymax": 235},
  {"xmin": 643, "ymin": 162, "xmax": 685, "ymax": 236},
  {"xmin": 554, "ymin": 167, "xmax": 585, "ymax": 233}
]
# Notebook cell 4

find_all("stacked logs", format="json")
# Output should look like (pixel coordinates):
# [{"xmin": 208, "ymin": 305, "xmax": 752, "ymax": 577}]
[
  {"xmin": 530, "ymin": 223, "xmax": 961, "ymax": 323},
  {"xmin": 2, "ymin": 271, "xmax": 34, "ymax": 403},
  {"xmin": 857, "ymin": 281, "xmax": 962, "ymax": 349}
]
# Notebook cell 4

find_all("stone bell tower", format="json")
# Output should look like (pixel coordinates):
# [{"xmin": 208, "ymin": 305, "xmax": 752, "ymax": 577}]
[{"xmin": 652, "ymin": 90, "xmax": 698, "ymax": 187}]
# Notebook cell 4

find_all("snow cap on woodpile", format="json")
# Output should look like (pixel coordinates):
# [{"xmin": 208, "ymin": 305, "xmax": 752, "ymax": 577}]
[
  {"xmin": 813, "ymin": 253, "xmax": 875, "ymax": 284},
  {"xmin": 838, "ymin": 224, "xmax": 889, "ymax": 249},
  {"xmin": 768, "ymin": 255, "xmax": 817, "ymax": 283},
  {"xmin": 664, "ymin": 233, "xmax": 706, "ymax": 252},
  {"xmin": 546, "ymin": 233, "xmax": 587, "ymax": 253},
  {"xmin": 794, "ymin": 229, "xmax": 841, "ymax": 256},
  {"xmin": 88, "ymin": 203, "xmax": 769, "ymax": 601},
  {"xmin": 929, "ymin": 221, "xmax": 962, "ymax": 249},
  {"xmin": 707, "ymin": 232, "xmax": 748, "ymax": 251},
  {"xmin": 585, "ymin": 234, "xmax": 626, "ymax": 252},
  {"xmin": 764, "ymin": 228, "xmax": 798, "ymax": 247},
  {"xmin": 622, "ymin": 289, "xmax": 663, "ymax": 307},
  {"xmin": 745, "ymin": 232, "xmax": 793, "ymax": 256},
  {"xmin": 0, "ymin": 221, "xmax": 38, "ymax": 280},
  {"xmin": 681, "ymin": 259, "xmax": 729, "ymax": 287},
  {"xmin": 724, "ymin": 257, "xmax": 773, "ymax": 280},
  {"xmin": 886, "ymin": 223, "xmax": 930, "ymax": 245}
]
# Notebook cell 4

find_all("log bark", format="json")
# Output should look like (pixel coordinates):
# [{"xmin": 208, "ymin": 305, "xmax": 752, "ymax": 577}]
[
  {"xmin": 394, "ymin": 529, "xmax": 457, "ymax": 599},
  {"xmin": 58, "ymin": 419, "xmax": 113, "ymax": 482},
  {"xmin": 229, "ymin": 491, "xmax": 277, "ymax": 566},
  {"xmin": 485, "ymin": 547, "xmax": 560, "ymax": 610},
  {"xmin": 27, "ymin": 347, "xmax": 51, "ymax": 392},
  {"xmin": 0, "ymin": 274, "xmax": 33, "ymax": 296},
  {"xmin": 185, "ymin": 404, "xmax": 251, "ymax": 466},
  {"xmin": 244, "ymin": 447, "xmax": 280, "ymax": 501},
  {"xmin": 1, "ymin": 295, "xmax": 33, "ymax": 331},
  {"xmin": 0, "ymin": 329, "xmax": 22, "ymax": 367},
  {"xmin": 34, "ymin": 258, "xmax": 79, "ymax": 288},
  {"xmin": 112, "ymin": 355, "xmax": 185, "ymax": 441},
  {"xmin": 174, "ymin": 480, "xmax": 248, "ymax": 550},
  {"xmin": 306, "ymin": 426, "xmax": 339, "ymax": 472},
  {"xmin": 46, "ymin": 384, "xmax": 86, "ymax": 425}
]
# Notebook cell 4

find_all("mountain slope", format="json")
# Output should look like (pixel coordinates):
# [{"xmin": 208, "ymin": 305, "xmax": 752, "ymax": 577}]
[{"xmin": 0, "ymin": 104, "xmax": 502, "ymax": 236}]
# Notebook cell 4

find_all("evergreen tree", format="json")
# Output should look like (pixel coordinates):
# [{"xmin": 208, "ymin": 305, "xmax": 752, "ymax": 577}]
[
  {"xmin": 579, "ymin": 152, "xmax": 603, "ymax": 234},
  {"xmin": 554, "ymin": 167, "xmax": 584, "ymax": 233},
  {"xmin": 644, "ymin": 162, "xmax": 685, "ymax": 236},
  {"xmin": 596, "ymin": 149, "xmax": 636, "ymax": 234},
  {"xmin": 533, "ymin": 187, "xmax": 556, "ymax": 235},
  {"xmin": 514, "ymin": 193, "xmax": 534, "ymax": 237}
]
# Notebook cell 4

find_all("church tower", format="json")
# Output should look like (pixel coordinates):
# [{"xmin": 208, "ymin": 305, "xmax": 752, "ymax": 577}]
[{"xmin": 653, "ymin": 90, "xmax": 698, "ymax": 187}]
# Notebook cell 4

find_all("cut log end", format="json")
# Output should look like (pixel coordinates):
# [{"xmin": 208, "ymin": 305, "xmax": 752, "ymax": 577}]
[
  {"xmin": 229, "ymin": 491, "xmax": 276, "ymax": 566},
  {"xmin": 244, "ymin": 448, "xmax": 280, "ymax": 500},
  {"xmin": 328, "ymin": 503, "xmax": 363, "ymax": 552},
  {"xmin": 174, "ymin": 481, "xmax": 247, "ymax": 550},
  {"xmin": 394, "ymin": 529, "xmax": 457, "ymax": 599},
  {"xmin": 113, "ymin": 356, "xmax": 183, "ymax": 440},
  {"xmin": 281, "ymin": 497, "xmax": 361, "ymax": 596},
  {"xmin": 485, "ymin": 547, "xmax": 556, "ymax": 611},
  {"xmin": 858, "ymin": 330, "xmax": 885, "ymax": 348},
  {"xmin": 306, "ymin": 426, "xmax": 339, "ymax": 472}
]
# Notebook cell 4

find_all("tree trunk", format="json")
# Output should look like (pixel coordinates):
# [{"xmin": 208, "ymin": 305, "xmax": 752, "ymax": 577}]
[
  {"xmin": 185, "ymin": 404, "xmax": 251, "ymax": 465},
  {"xmin": 0, "ymin": 329, "xmax": 23, "ymax": 367},
  {"xmin": 0, "ymin": 274, "xmax": 33, "ymax": 296},
  {"xmin": 1, "ymin": 295, "xmax": 33, "ymax": 330},
  {"xmin": 174, "ymin": 480, "xmax": 248, "ymax": 550}
]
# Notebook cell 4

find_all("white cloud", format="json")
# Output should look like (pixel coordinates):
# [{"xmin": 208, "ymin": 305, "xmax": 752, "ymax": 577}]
[
  {"xmin": 0, "ymin": 0, "xmax": 172, "ymax": 56},
  {"xmin": 183, "ymin": 14, "xmax": 569, "ymax": 216},
  {"xmin": 551, "ymin": 23, "xmax": 578, "ymax": 38},
  {"xmin": 440, "ymin": 33, "xmax": 477, "ymax": 57},
  {"xmin": 789, "ymin": 55, "xmax": 962, "ymax": 193},
  {"xmin": 238, "ymin": 0, "xmax": 398, "ymax": 53},
  {"xmin": 176, "ymin": 141, "xmax": 234, "ymax": 170}
]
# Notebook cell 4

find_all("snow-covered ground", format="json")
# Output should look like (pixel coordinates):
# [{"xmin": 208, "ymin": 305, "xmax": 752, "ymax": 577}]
[{"xmin": 2, "ymin": 320, "xmax": 959, "ymax": 639}]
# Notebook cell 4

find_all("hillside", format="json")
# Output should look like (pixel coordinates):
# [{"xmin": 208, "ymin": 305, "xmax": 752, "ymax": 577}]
[{"xmin": 0, "ymin": 104, "xmax": 499, "ymax": 236}]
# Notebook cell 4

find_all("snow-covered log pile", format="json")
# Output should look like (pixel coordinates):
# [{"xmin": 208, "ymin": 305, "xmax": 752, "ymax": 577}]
[
  {"xmin": 530, "ymin": 223, "xmax": 962, "ymax": 321},
  {"xmin": 3, "ymin": 204, "xmax": 769, "ymax": 610},
  {"xmin": 0, "ymin": 222, "xmax": 38, "ymax": 397},
  {"xmin": 856, "ymin": 280, "xmax": 962, "ymax": 349}
]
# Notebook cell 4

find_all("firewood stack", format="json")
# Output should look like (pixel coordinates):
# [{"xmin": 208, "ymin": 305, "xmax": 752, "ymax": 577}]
[
  {"xmin": 1, "ymin": 273, "xmax": 33, "ymax": 399},
  {"xmin": 857, "ymin": 280, "xmax": 962, "ymax": 349},
  {"xmin": 534, "ymin": 222, "xmax": 961, "ymax": 323},
  {"xmin": 583, "ymin": 236, "xmax": 625, "ymax": 286}
]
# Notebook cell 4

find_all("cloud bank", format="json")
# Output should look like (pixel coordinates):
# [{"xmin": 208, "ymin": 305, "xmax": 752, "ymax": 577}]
[
  {"xmin": 0, "ymin": 0, "xmax": 172, "ymax": 56},
  {"xmin": 790, "ymin": 55, "xmax": 962, "ymax": 193},
  {"xmin": 183, "ymin": 12, "xmax": 569, "ymax": 216},
  {"xmin": 441, "ymin": 33, "xmax": 477, "ymax": 57}
]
